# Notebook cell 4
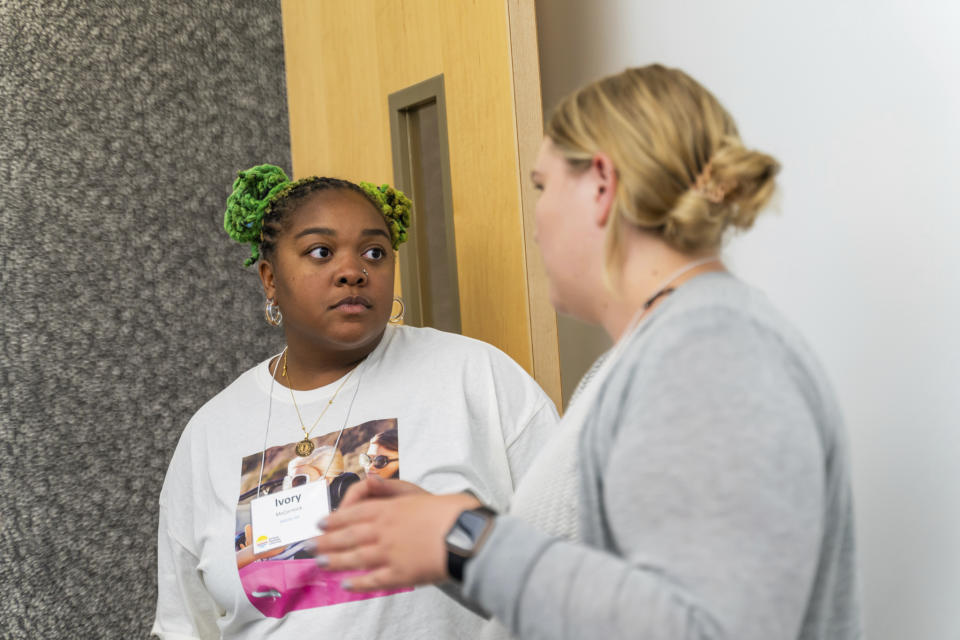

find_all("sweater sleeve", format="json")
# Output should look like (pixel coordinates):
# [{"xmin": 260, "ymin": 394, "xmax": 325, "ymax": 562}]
[{"xmin": 463, "ymin": 315, "xmax": 826, "ymax": 640}]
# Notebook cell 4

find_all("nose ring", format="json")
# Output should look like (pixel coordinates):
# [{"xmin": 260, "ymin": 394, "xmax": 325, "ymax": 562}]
[{"xmin": 361, "ymin": 267, "xmax": 368, "ymax": 276}]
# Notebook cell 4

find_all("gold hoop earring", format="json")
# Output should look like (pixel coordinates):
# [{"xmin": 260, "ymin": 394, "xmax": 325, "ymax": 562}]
[
  {"xmin": 389, "ymin": 296, "xmax": 404, "ymax": 324},
  {"xmin": 264, "ymin": 298, "xmax": 283, "ymax": 327}
]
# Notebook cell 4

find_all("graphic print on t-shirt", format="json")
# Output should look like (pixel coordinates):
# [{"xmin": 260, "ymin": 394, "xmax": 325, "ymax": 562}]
[{"xmin": 234, "ymin": 418, "xmax": 406, "ymax": 618}]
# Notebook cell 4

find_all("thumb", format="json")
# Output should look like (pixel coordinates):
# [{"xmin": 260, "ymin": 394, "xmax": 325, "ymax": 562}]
[
  {"xmin": 364, "ymin": 475, "xmax": 394, "ymax": 496},
  {"xmin": 368, "ymin": 478, "xmax": 430, "ymax": 498},
  {"xmin": 337, "ymin": 476, "xmax": 379, "ymax": 509}
]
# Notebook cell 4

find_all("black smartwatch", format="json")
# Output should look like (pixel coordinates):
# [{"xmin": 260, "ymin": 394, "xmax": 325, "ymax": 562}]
[{"xmin": 444, "ymin": 506, "xmax": 497, "ymax": 583}]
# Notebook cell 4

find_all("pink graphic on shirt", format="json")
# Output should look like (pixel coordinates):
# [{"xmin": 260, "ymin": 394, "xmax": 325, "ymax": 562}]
[
  {"xmin": 234, "ymin": 418, "xmax": 408, "ymax": 618},
  {"xmin": 239, "ymin": 561, "xmax": 404, "ymax": 617}
]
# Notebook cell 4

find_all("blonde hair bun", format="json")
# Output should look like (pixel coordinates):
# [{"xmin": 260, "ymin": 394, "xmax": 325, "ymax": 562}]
[
  {"xmin": 667, "ymin": 140, "xmax": 780, "ymax": 251},
  {"xmin": 546, "ymin": 64, "xmax": 780, "ymax": 260}
]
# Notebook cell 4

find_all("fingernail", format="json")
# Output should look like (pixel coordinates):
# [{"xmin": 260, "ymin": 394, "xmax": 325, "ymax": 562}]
[
  {"xmin": 317, "ymin": 517, "xmax": 328, "ymax": 529},
  {"xmin": 340, "ymin": 579, "xmax": 352, "ymax": 590},
  {"xmin": 315, "ymin": 554, "xmax": 329, "ymax": 568}
]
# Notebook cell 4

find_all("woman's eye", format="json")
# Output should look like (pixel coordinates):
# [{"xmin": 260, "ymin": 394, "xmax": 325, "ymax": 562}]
[
  {"xmin": 308, "ymin": 246, "xmax": 331, "ymax": 259},
  {"xmin": 532, "ymin": 182, "xmax": 544, "ymax": 192},
  {"xmin": 363, "ymin": 247, "xmax": 386, "ymax": 260}
]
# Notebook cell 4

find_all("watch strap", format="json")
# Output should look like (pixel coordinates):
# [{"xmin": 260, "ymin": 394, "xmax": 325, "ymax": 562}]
[
  {"xmin": 447, "ymin": 547, "xmax": 468, "ymax": 584},
  {"xmin": 445, "ymin": 505, "xmax": 497, "ymax": 583}
]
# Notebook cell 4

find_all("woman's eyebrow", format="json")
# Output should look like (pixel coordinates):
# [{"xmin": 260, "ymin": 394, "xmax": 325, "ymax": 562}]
[
  {"xmin": 294, "ymin": 226, "xmax": 335, "ymax": 239},
  {"xmin": 293, "ymin": 227, "xmax": 389, "ymax": 240}
]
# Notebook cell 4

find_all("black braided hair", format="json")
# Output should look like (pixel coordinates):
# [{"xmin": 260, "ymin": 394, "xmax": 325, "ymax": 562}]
[
  {"xmin": 258, "ymin": 177, "xmax": 381, "ymax": 264},
  {"xmin": 224, "ymin": 164, "xmax": 410, "ymax": 267}
]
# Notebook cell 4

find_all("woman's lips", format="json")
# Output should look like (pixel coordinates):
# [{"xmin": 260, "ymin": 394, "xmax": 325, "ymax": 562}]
[{"xmin": 331, "ymin": 296, "xmax": 372, "ymax": 313}]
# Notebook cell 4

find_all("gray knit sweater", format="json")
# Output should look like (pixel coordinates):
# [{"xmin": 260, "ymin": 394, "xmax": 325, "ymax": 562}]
[{"xmin": 463, "ymin": 272, "xmax": 861, "ymax": 640}]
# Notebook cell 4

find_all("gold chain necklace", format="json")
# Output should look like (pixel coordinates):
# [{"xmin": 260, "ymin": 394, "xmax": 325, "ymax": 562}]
[{"xmin": 282, "ymin": 350, "xmax": 359, "ymax": 456}]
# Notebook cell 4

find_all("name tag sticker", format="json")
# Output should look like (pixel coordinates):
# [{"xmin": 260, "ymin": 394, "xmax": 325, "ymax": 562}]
[{"xmin": 250, "ymin": 481, "xmax": 330, "ymax": 553}]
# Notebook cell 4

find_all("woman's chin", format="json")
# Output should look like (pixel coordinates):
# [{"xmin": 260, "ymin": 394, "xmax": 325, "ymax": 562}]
[
  {"xmin": 323, "ymin": 323, "xmax": 388, "ymax": 352},
  {"xmin": 549, "ymin": 293, "xmax": 582, "ymax": 321}
]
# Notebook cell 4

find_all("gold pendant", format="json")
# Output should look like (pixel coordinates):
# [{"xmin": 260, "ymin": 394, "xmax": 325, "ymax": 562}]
[{"xmin": 295, "ymin": 437, "xmax": 315, "ymax": 457}]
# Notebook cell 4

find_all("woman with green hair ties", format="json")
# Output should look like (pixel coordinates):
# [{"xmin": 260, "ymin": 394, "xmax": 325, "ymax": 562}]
[
  {"xmin": 152, "ymin": 166, "xmax": 558, "ymax": 638},
  {"xmin": 311, "ymin": 65, "xmax": 861, "ymax": 639}
]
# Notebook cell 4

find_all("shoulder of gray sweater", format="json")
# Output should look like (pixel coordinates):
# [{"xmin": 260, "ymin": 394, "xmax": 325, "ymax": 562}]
[
  {"xmin": 606, "ymin": 272, "xmax": 844, "ymax": 449},
  {"xmin": 637, "ymin": 272, "xmax": 825, "ymax": 374}
]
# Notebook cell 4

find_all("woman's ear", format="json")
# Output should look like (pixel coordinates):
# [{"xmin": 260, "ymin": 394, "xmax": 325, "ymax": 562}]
[
  {"xmin": 591, "ymin": 151, "xmax": 618, "ymax": 228},
  {"xmin": 258, "ymin": 260, "xmax": 276, "ymax": 300}
]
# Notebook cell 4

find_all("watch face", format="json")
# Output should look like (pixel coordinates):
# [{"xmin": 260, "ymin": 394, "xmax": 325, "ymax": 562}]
[{"xmin": 448, "ymin": 510, "xmax": 490, "ymax": 553}]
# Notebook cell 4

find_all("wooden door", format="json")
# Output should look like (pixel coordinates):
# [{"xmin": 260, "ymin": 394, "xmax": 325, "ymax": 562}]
[{"xmin": 282, "ymin": 0, "xmax": 561, "ymax": 407}]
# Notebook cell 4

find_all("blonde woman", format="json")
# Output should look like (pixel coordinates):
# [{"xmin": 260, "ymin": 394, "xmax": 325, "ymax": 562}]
[{"xmin": 314, "ymin": 65, "xmax": 861, "ymax": 640}]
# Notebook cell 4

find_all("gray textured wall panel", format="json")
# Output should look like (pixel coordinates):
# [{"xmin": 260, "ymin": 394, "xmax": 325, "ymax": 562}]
[{"xmin": 1, "ymin": 1, "xmax": 290, "ymax": 636}]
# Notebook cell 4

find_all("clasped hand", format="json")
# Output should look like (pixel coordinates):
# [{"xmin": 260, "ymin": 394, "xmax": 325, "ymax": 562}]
[{"xmin": 312, "ymin": 476, "xmax": 481, "ymax": 592}]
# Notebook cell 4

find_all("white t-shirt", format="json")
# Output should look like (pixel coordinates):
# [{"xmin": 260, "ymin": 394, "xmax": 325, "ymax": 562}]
[
  {"xmin": 153, "ymin": 325, "xmax": 558, "ymax": 639},
  {"xmin": 505, "ymin": 350, "xmax": 615, "ymax": 543}
]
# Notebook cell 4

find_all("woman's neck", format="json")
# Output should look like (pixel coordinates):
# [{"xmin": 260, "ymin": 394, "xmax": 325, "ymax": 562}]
[
  {"xmin": 271, "ymin": 329, "xmax": 385, "ymax": 390},
  {"xmin": 599, "ymin": 242, "xmax": 724, "ymax": 342}
]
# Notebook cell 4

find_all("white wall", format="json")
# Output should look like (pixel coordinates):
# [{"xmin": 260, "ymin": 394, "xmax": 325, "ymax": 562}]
[{"xmin": 536, "ymin": 1, "xmax": 960, "ymax": 638}]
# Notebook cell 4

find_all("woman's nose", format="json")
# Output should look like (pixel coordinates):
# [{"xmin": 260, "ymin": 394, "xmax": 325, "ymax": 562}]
[{"xmin": 335, "ymin": 258, "xmax": 367, "ymax": 285}]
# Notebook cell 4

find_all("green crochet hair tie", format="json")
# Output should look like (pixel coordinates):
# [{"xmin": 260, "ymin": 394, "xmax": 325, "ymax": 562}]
[
  {"xmin": 358, "ymin": 182, "xmax": 412, "ymax": 250},
  {"xmin": 224, "ymin": 164, "xmax": 291, "ymax": 266}
]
